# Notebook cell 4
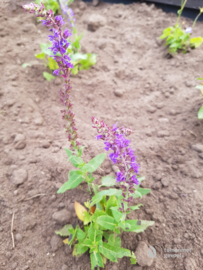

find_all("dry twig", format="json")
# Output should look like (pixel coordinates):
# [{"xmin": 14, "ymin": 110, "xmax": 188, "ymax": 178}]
[{"xmin": 11, "ymin": 213, "xmax": 15, "ymax": 248}]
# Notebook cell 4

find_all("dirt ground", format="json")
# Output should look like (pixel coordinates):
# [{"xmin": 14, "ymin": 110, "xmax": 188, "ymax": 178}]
[{"xmin": 0, "ymin": 0, "xmax": 203, "ymax": 269}]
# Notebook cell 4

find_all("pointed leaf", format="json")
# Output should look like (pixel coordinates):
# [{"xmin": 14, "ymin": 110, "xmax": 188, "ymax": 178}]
[
  {"xmin": 92, "ymin": 209, "xmax": 107, "ymax": 222},
  {"xmin": 43, "ymin": 72, "xmax": 55, "ymax": 81},
  {"xmin": 198, "ymin": 105, "xmax": 203, "ymax": 119},
  {"xmin": 82, "ymin": 153, "xmax": 106, "ymax": 173},
  {"xmin": 55, "ymin": 224, "xmax": 72, "ymax": 236},
  {"xmin": 133, "ymin": 188, "xmax": 151, "ymax": 198},
  {"xmin": 76, "ymin": 228, "xmax": 86, "ymax": 240},
  {"xmin": 74, "ymin": 243, "xmax": 88, "ymax": 256},
  {"xmin": 123, "ymin": 220, "xmax": 154, "ymax": 233},
  {"xmin": 84, "ymin": 211, "xmax": 91, "ymax": 225},
  {"xmin": 99, "ymin": 242, "xmax": 131, "ymax": 262},
  {"xmin": 90, "ymin": 252, "xmax": 104, "ymax": 270},
  {"xmin": 96, "ymin": 216, "xmax": 116, "ymax": 230},
  {"xmin": 130, "ymin": 204, "xmax": 143, "ymax": 211},
  {"xmin": 101, "ymin": 176, "xmax": 116, "ymax": 187},
  {"xmin": 91, "ymin": 189, "xmax": 122, "ymax": 206},
  {"xmin": 108, "ymin": 235, "xmax": 121, "ymax": 247},
  {"xmin": 57, "ymin": 171, "xmax": 84, "ymax": 193}
]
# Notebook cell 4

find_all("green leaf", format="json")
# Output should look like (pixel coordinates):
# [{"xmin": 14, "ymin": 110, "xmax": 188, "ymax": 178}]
[
  {"xmin": 196, "ymin": 85, "xmax": 203, "ymax": 90},
  {"xmin": 79, "ymin": 53, "xmax": 97, "ymax": 70},
  {"xmin": 76, "ymin": 229, "xmax": 86, "ymax": 240},
  {"xmin": 108, "ymin": 234, "xmax": 121, "ymax": 247},
  {"xmin": 90, "ymin": 252, "xmax": 104, "ymax": 270},
  {"xmin": 92, "ymin": 209, "xmax": 107, "ymax": 222},
  {"xmin": 123, "ymin": 220, "xmax": 154, "ymax": 233},
  {"xmin": 74, "ymin": 243, "xmax": 88, "ymax": 256},
  {"xmin": 40, "ymin": 43, "xmax": 52, "ymax": 55},
  {"xmin": 99, "ymin": 242, "xmax": 131, "ymax": 262},
  {"xmin": 130, "ymin": 253, "xmax": 137, "ymax": 264},
  {"xmin": 137, "ymin": 176, "xmax": 145, "ymax": 182},
  {"xmin": 55, "ymin": 224, "xmax": 72, "ymax": 236},
  {"xmin": 69, "ymin": 226, "xmax": 78, "ymax": 246},
  {"xmin": 96, "ymin": 216, "xmax": 116, "ymax": 230},
  {"xmin": 198, "ymin": 105, "xmax": 203, "ymax": 119},
  {"xmin": 69, "ymin": 155, "xmax": 84, "ymax": 168},
  {"xmin": 101, "ymin": 176, "xmax": 116, "ymax": 187},
  {"xmin": 197, "ymin": 78, "xmax": 203, "ymax": 80},
  {"xmin": 43, "ymin": 72, "xmax": 55, "ymax": 81},
  {"xmin": 110, "ymin": 207, "xmax": 122, "ymax": 222},
  {"xmin": 91, "ymin": 189, "xmax": 122, "ymax": 206},
  {"xmin": 130, "ymin": 204, "xmax": 143, "ymax": 211},
  {"xmin": 78, "ymin": 146, "xmax": 85, "ymax": 157},
  {"xmin": 105, "ymin": 195, "xmax": 118, "ymax": 215},
  {"xmin": 71, "ymin": 65, "xmax": 79, "ymax": 75},
  {"xmin": 133, "ymin": 188, "xmax": 151, "ymax": 198},
  {"xmin": 21, "ymin": 63, "xmax": 32, "ymax": 68},
  {"xmin": 84, "ymin": 211, "xmax": 91, "ymax": 225},
  {"xmin": 57, "ymin": 170, "xmax": 84, "ymax": 193},
  {"xmin": 65, "ymin": 148, "xmax": 73, "ymax": 157},
  {"xmin": 132, "ymin": 190, "xmax": 142, "ymax": 198},
  {"xmin": 82, "ymin": 153, "xmax": 106, "ymax": 173},
  {"xmin": 47, "ymin": 57, "xmax": 59, "ymax": 70},
  {"xmin": 81, "ymin": 238, "xmax": 92, "ymax": 248},
  {"xmin": 35, "ymin": 52, "xmax": 45, "ymax": 59},
  {"xmin": 190, "ymin": 37, "xmax": 203, "ymax": 48},
  {"xmin": 64, "ymin": 148, "xmax": 85, "ymax": 168}
]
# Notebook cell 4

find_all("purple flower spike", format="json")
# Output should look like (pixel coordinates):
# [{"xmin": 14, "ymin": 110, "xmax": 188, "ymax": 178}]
[
  {"xmin": 22, "ymin": 3, "xmax": 79, "ymax": 149},
  {"xmin": 92, "ymin": 117, "xmax": 140, "ymax": 213}
]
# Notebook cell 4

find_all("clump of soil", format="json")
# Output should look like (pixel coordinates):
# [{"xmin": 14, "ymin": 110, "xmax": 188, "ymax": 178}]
[{"xmin": 0, "ymin": 1, "xmax": 203, "ymax": 270}]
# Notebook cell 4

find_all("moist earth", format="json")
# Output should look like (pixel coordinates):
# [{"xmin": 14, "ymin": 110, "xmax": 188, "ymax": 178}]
[{"xmin": 0, "ymin": 1, "xmax": 203, "ymax": 270}]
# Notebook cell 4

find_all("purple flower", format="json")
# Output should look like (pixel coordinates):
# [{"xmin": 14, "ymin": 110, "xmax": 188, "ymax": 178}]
[
  {"xmin": 185, "ymin": 27, "xmax": 192, "ymax": 34},
  {"xmin": 116, "ymin": 172, "xmax": 125, "ymax": 182}
]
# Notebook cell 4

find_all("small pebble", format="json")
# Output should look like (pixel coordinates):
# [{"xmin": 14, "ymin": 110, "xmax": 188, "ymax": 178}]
[
  {"xmin": 15, "ymin": 233, "xmax": 22, "ymax": 242},
  {"xmin": 14, "ymin": 190, "xmax": 18, "ymax": 196}
]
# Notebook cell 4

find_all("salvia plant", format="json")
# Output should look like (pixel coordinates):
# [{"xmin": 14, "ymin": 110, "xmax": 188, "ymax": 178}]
[
  {"xmin": 22, "ymin": 3, "xmax": 154, "ymax": 269},
  {"xmin": 160, "ymin": 0, "xmax": 203, "ymax": 54},
  {"xmin": 196, "ymin": 78, "xmax": 203, "ymax": 119},
  {"xmin": 35, "ymin": 0, "xmax": 97, "ymax": 80}
]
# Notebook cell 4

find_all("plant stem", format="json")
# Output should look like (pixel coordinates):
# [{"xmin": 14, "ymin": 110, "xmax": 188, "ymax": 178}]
[
  {"xmin": 176, "ymin": 0, "xmax": 187, "ymax": 25},
  {"xmin": 192, "ymin": 12, "xmax": 202, "ymax": 28}
]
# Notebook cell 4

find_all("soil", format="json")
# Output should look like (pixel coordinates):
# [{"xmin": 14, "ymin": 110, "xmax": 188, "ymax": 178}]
[{"xmin": 0, "ymin": 1, "xmax": 203, "ymax": 270}]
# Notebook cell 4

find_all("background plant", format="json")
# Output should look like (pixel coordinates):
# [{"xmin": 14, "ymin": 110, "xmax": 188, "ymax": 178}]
[
  {"xmin": 35, "ymin": 0, "xmax": 97, "ymax": 80},
  {"xmin": 160, "ymin": 1, "xmax": 203, "ymax": 54},
  {"xmin": 34, "ymin": 0, "xmax": 60, "ymax": 15},
  {"xmin": 23, "ymin": 3, "xmax": 154, "ymax": 269},
  {"xmin": 196, "ymin": 78, "xmax": 203, "ymax": 119}
]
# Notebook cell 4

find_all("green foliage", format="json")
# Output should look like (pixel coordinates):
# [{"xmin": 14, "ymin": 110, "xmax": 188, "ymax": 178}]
[
  {"xmin": 35, "ymin": 0, "xmax": 59, "ymax": 15},
  {"xmin": 100, "ymin": 176, "xmax": 116, "ymax": 187},
  {"xmin": 198, "ymin": 105, "xmax": 203, "ymax": 119},
  {"xmin": 190, "ymin": 37, "xmax": 203, "ymax": 48},
  {"xmin": 55, "ymin": 224, "xmax": 72, "ymax": 236},
  {"xmin": 57, "ymin": 170, "xmax": 84, "ymax": 193},
  {"xmin": 160, "ymin": 25, "xmax": 191, "ymax": 53},
  {"xmin": 82, "ymin": 153, "xmax": 106, "ymax": 173},
  {"xmin": 56, "ymin": 144, "xmax": 153, "ymax": 269},
  {"xmin": 43, "ymin": 71, "xmax": 55, "ymax": 81},
  {"xmin": 196, "ymin": 78, "xmax": 203, "ymax": 119},
  {"xmin": 159, "ymin": 2, "xmax": 203, "ymax": 54}
]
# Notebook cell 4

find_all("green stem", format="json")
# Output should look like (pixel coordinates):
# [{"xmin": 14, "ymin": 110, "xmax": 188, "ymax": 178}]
[
  {"xmin": 176, "ymin": 0, "xmax": 187, "ymax": 25},
  {"xmin": 192, "ymin": 12, "xmax": 202, "ymax": 28}
]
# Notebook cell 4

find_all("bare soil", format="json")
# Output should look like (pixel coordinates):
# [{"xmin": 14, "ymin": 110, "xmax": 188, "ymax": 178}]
[{"xmin": 0, "ymin": 1, "xmax": 203, "ymax": 270}]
